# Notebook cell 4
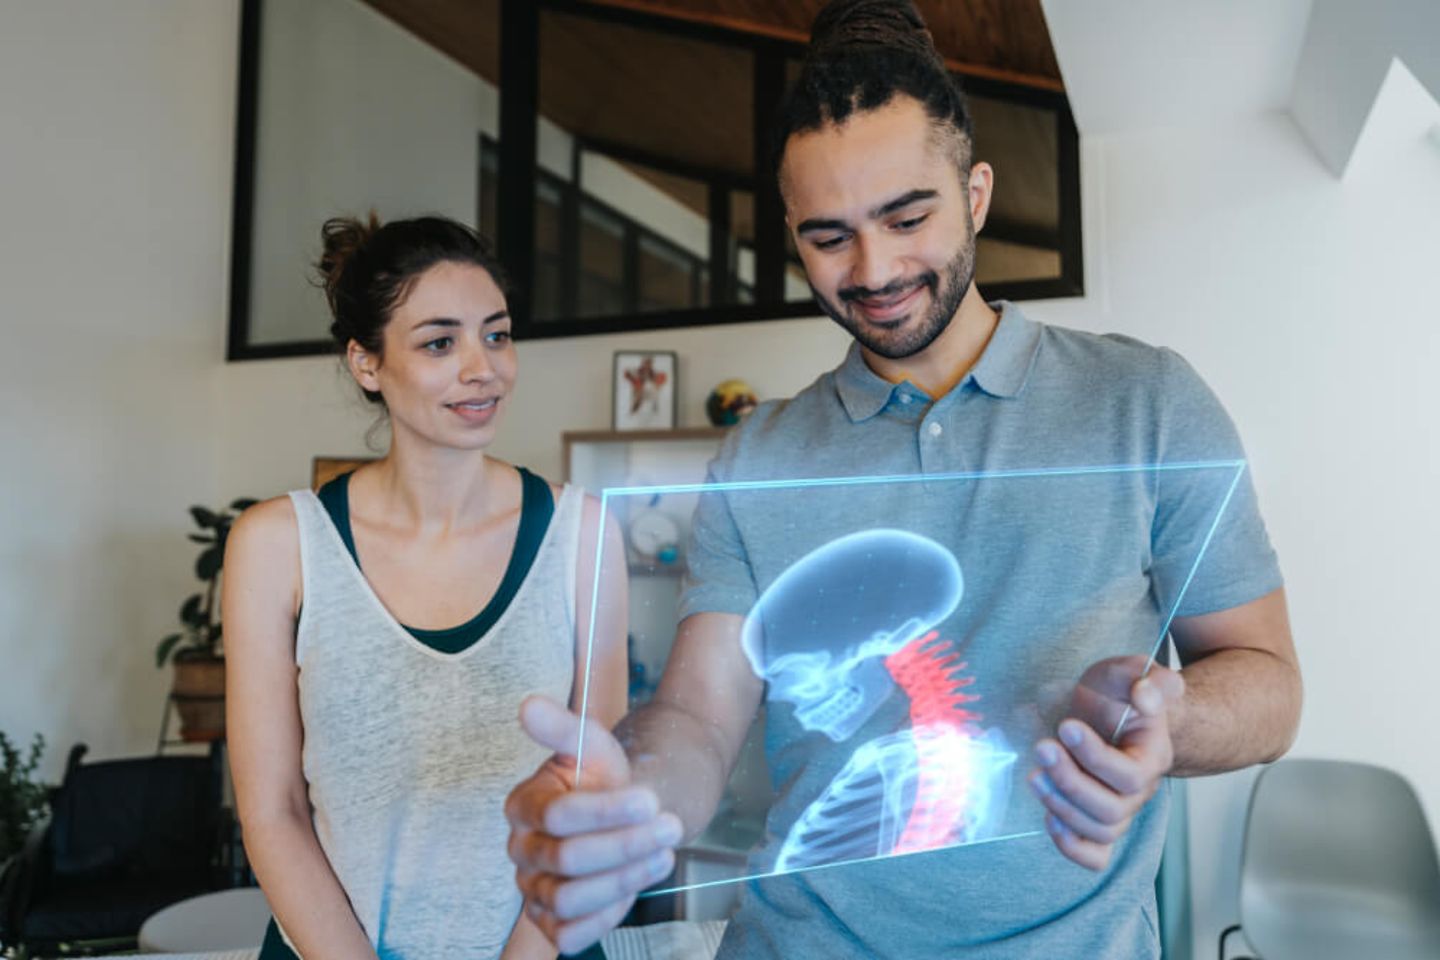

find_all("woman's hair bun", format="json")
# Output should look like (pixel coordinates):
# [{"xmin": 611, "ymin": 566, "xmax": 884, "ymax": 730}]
[{"xmin": 317, "ymin": 212, "xmax": 381, "ymax": 311}]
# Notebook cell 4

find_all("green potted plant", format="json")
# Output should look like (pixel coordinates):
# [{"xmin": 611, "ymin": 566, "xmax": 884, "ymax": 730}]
[
  {"xmin": 156, "ymin": 499, "xmax": 257, "ymax": 742},
  {"xmin": 0, "ymin": 732, "xmax": 50, "ymax": 866}
]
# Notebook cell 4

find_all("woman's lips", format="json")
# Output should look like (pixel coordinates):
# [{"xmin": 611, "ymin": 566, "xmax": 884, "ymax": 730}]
[{"xmin": 445, "ymin": 398, "xmax": 499, "ymax": 424}]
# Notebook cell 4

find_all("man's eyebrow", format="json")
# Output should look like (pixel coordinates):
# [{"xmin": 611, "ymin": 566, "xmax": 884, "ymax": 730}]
[
  {"xmin": 795, "ymin": 189, "xmax": 940, "ymax": 236},
  {"xmin": 869, "ymin": 189, "xmax": 938, "ymax": 219},
  {"xmin": 796, "ymin": 216, "xmax": 849, "ymax": 236}
]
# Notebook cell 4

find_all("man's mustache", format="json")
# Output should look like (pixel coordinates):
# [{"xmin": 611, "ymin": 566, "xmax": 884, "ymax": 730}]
[{"xmin": 838, "ymin": 271, "xmax": 938, "ymax": 304}]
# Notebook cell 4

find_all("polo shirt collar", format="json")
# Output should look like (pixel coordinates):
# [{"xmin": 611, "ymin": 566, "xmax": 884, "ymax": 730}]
[
  {"xmin": 970, "ymin": 300, "xmax": 1043, "ymax": 399},
  {"xmin": 833, "ymin": 300, "xmax": 1043, "ymax": 421}
]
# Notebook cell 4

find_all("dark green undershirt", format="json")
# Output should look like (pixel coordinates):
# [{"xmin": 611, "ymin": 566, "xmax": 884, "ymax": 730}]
[{"xmin": 317, "ymin": 466, "xmax": 554, "ymax": 654}]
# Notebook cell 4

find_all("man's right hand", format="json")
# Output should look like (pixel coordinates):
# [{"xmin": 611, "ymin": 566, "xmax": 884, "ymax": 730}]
[{"xmin": 505, "ymin": 695, "xmax": 684, "ymax": 955}]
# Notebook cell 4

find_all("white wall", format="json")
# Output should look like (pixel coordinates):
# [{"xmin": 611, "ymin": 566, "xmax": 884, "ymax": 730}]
[
  {"xmin": 1290, "ymin": 0, "xmax": 1440, "ymax": 174},
  {"xmin": 1039, "ymin": 0, "xmax": 1312, "ymax": 136},
  {"xmin": 1034, "ymin": 99, "xmax": 1440, "ymax": 956},
  {"xmin": 0, "ymin": 0, "xmax": 239, "ymax": 776}
]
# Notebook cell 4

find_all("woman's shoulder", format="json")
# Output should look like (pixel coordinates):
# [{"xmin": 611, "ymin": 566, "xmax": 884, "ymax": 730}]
[
  {"xmin": 507, "ymin": 462, "xmax": 581, "ymax": 513},
  {"xmin": 224, "ymin": 495, "xmax": 303, "ymax": 619},
  {"xmin": 228, "ymin": 494, "xmax": 301, "ymax": 560}
]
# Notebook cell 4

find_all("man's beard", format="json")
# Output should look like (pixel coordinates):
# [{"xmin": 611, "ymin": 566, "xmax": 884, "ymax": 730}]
[{"xmin": 810, "ymin": 234, "xmax": 976, "ymax": 361}]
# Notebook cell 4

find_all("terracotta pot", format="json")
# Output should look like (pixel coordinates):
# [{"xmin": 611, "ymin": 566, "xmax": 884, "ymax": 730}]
[{"xmin": 172, "ymin": 654, "xmax": 226, "ymax": 742}]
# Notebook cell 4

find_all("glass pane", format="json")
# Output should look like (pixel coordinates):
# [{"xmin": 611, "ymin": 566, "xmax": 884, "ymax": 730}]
[
  {"xmin": 638, "ymin": 235, "xmax": 699, "ymax": 313},
  {"xmin": 968, "ymin": 93, "xmax": 1063, "ymax": 285},
  {"xmin": 531, "ymin": 178, "xmax": 565, "ymax": 321},
  {"xmin": 244, "ymin": 0, "xmax": 499, "ymax": 348},
  {"xmin": 536, "ymin": 7, "xmax": 753, "ymax": 321},
  {"xmin": 578, "ymin": 201, "xmax": 626, "ymax": 319},
  {"xmin": 732, "ymin": 191, "xmax": 756, "ymax": 304},
  {"xmin": 578, "ymin": 461, "xmax": 1250, "ymax": 897}
]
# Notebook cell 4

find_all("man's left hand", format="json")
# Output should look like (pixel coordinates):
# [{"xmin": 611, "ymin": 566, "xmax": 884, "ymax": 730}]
[{"xmin": 1028, "ymin": 655, "xmax": 1185, "ymax": 870}]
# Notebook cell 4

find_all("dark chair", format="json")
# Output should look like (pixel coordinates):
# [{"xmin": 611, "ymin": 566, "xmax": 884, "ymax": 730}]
[
  {"xmin": 1219, "ymin": 758, "xmax": 1440, "ymax": 959},
  {"xmin": 0, "ymin": 744, "xmax": 226, "ymax": 957}
]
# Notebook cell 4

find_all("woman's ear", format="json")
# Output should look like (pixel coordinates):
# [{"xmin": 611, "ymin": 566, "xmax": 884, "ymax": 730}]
[{"xmin": 346, "ymin": 339, "xmax": 381, "ymax": 394}]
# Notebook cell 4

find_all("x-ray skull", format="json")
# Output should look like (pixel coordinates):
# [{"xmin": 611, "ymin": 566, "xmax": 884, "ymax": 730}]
[
  {"xmin": 740, "ymin": 529, "xmax": 964, "ymax": 742},
  {"xmin": 742, "ymin": 529, "xmax": 1015, "ymax": 873}
]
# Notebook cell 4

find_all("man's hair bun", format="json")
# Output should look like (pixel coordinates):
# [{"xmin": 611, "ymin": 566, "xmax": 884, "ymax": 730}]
[{"xmin": 808, "ymin": 0, "xmax": 945, "ymax": 75}]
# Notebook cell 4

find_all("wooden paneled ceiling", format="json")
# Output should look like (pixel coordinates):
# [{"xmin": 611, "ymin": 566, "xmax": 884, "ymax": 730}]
[
  {"xmin": 361, "ymin": 0, "xmax": 1063, "ymax": 96},
  {"xmin": 584, "ymin": 0, "xmax": 1063, "ymax": 90}
]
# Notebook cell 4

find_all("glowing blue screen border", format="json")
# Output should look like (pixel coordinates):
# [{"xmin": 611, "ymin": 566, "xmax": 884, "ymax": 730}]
[{"xmin": 574, "ymin": 460, "xmax": 1247, "ymax": 894}]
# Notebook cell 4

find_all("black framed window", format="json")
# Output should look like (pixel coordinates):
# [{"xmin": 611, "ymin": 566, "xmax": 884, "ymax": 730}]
[{"xmin": 227, "ymin": 0, "xmax": 1081, "ymax": 358}]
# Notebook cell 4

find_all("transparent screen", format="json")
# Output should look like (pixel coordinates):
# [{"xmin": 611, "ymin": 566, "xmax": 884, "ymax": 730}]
[{"xmin": 575, "ymin": 460, "xmax": 1248, "ymax": 896}]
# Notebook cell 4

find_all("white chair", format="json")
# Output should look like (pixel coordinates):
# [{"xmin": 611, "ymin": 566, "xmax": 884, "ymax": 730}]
[
  {"xmin": 137, "ymin": 887, "xmax": 271, "ymax": 954},
  {"xmin": 1219, "ymin": 759, "xmax": 1440, "ymax": 959}
]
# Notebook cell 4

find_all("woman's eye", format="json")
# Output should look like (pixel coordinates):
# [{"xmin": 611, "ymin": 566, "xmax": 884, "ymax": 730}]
[
  {"xmin": 486, "ymin": 330, "xmax": 512, "ymax": 344},
  {"xmin": 423, "ymin": 337, "xmax": 453, "ymax": 352}
]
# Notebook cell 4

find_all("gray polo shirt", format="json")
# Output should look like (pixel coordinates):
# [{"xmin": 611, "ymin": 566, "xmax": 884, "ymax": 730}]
[{"xmin": 678, "ymin": 301, "xmax": 1282, "ymax": 959}]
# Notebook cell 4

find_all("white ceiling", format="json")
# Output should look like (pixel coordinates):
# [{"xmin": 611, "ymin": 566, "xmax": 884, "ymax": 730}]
[{"xmin": 1039, "ymin": 0, "xmax": 1315, "ymax": 136}]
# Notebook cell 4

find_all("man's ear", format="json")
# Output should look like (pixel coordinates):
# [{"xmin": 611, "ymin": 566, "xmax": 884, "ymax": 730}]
[
  {"xmin": 346, "ymin": 340, "xmax": 381, "ymax": 394},
  {"xmin": 967, "ymin": 161, "xmax": 995, "ymax": 233}
]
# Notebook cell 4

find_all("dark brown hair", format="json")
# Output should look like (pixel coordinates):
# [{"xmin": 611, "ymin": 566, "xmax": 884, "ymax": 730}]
[
  {"xmin": 775, "ymin": 0, "xmax": 973, "ymax": 180},
  {"xmin": 315, "ymin": 214, "xmax": 508, "ymax": 404}
]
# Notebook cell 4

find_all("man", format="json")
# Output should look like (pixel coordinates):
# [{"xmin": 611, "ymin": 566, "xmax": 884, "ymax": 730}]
[{"xmin": 506, "ymin": 1, "xmax": 1301, "ymax": 956}]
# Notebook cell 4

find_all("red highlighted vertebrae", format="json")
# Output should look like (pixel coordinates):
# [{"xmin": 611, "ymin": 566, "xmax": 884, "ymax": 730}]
[{"xmin": 884, "ymin": 630, "xmax": 983, "ymax": 854}]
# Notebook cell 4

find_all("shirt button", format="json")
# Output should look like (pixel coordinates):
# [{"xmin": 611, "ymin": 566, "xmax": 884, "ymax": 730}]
[
  {"xmin": 927, "ymin": 421, "xmax": 943, "ymax": 438},
  {"xmin": 899, "ymin": 394, "xmax": 911, "ymax": 405}
]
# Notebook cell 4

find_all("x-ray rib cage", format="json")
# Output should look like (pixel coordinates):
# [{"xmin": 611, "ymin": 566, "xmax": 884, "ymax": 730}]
[{"xmin": 575, "ymin": 461, "xmax": 1248, "ymax": 895}]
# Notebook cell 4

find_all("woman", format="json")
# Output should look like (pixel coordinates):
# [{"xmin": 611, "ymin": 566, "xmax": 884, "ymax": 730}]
[{"xmin": 224, "ymin": 215, "xmax": 627, "ymax": 959}]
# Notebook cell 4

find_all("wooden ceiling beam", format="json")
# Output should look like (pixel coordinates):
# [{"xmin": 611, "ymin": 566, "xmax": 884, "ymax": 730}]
[{"xmin": 576, "ymin": 0, "xmax": 1066, "ymax": 93}]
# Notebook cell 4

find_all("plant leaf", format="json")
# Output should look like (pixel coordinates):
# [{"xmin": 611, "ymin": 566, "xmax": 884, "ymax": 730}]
[
  {"xmin": 196, "ymin": 546, "xmax": 223, "ymax": 580},
  {"xmin": 230, "ymin": 497, "xmax": 259, "ymax": 512},
  {"xmin": 188, "ymin": 533, "xmax": 215, "ymax": 544},
  {"xmin": 180, "ymin": 594, "xmax": 204, "ymax": 626},
  {"xmin": 156, "ymin": 633, "xmax": 184, "ymax": 668},
  {"xmin": 190, "ymin": 506, "xmax": 219, "ymax": 529}
]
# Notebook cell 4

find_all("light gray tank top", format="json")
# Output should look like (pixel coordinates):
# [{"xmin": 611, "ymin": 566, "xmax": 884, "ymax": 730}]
[{"xmin": 284, "ymin": 484, "xmax": 581, "ymax": 958}]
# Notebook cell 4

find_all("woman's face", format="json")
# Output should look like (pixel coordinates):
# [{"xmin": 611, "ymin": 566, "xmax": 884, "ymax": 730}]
[{"xmin": 349, "ymin": 260, "xmax": 517, "ymax": 452}]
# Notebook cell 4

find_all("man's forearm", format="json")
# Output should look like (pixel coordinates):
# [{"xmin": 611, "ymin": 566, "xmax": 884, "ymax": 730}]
[
  {"xmin": 614, "ymin": 700, "xmax": 733, "ymax": 840},
  {"xmin": 1168, "ymin": 647, "xmax": 1302, "ymax": 777}
]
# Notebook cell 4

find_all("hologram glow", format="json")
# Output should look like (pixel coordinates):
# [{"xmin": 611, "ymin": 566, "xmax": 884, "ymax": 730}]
[{"xmin": 573, "ymin": 460, "xmax": 1248, "ymax": 895}]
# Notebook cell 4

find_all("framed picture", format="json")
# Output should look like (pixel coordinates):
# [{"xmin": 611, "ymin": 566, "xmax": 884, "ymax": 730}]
[{"xmin": 613, "ymin": 351, "xmax": 677, "ymax": 431}]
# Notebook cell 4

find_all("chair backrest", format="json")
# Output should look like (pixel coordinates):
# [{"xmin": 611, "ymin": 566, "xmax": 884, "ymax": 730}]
[
  {"xmin": 47, "ymin": 752, "xmax": 220, "ymax": 881},
  {"xmin": 1240, "ymin": 759, "xmax": 1440, "ymax": 957}
]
